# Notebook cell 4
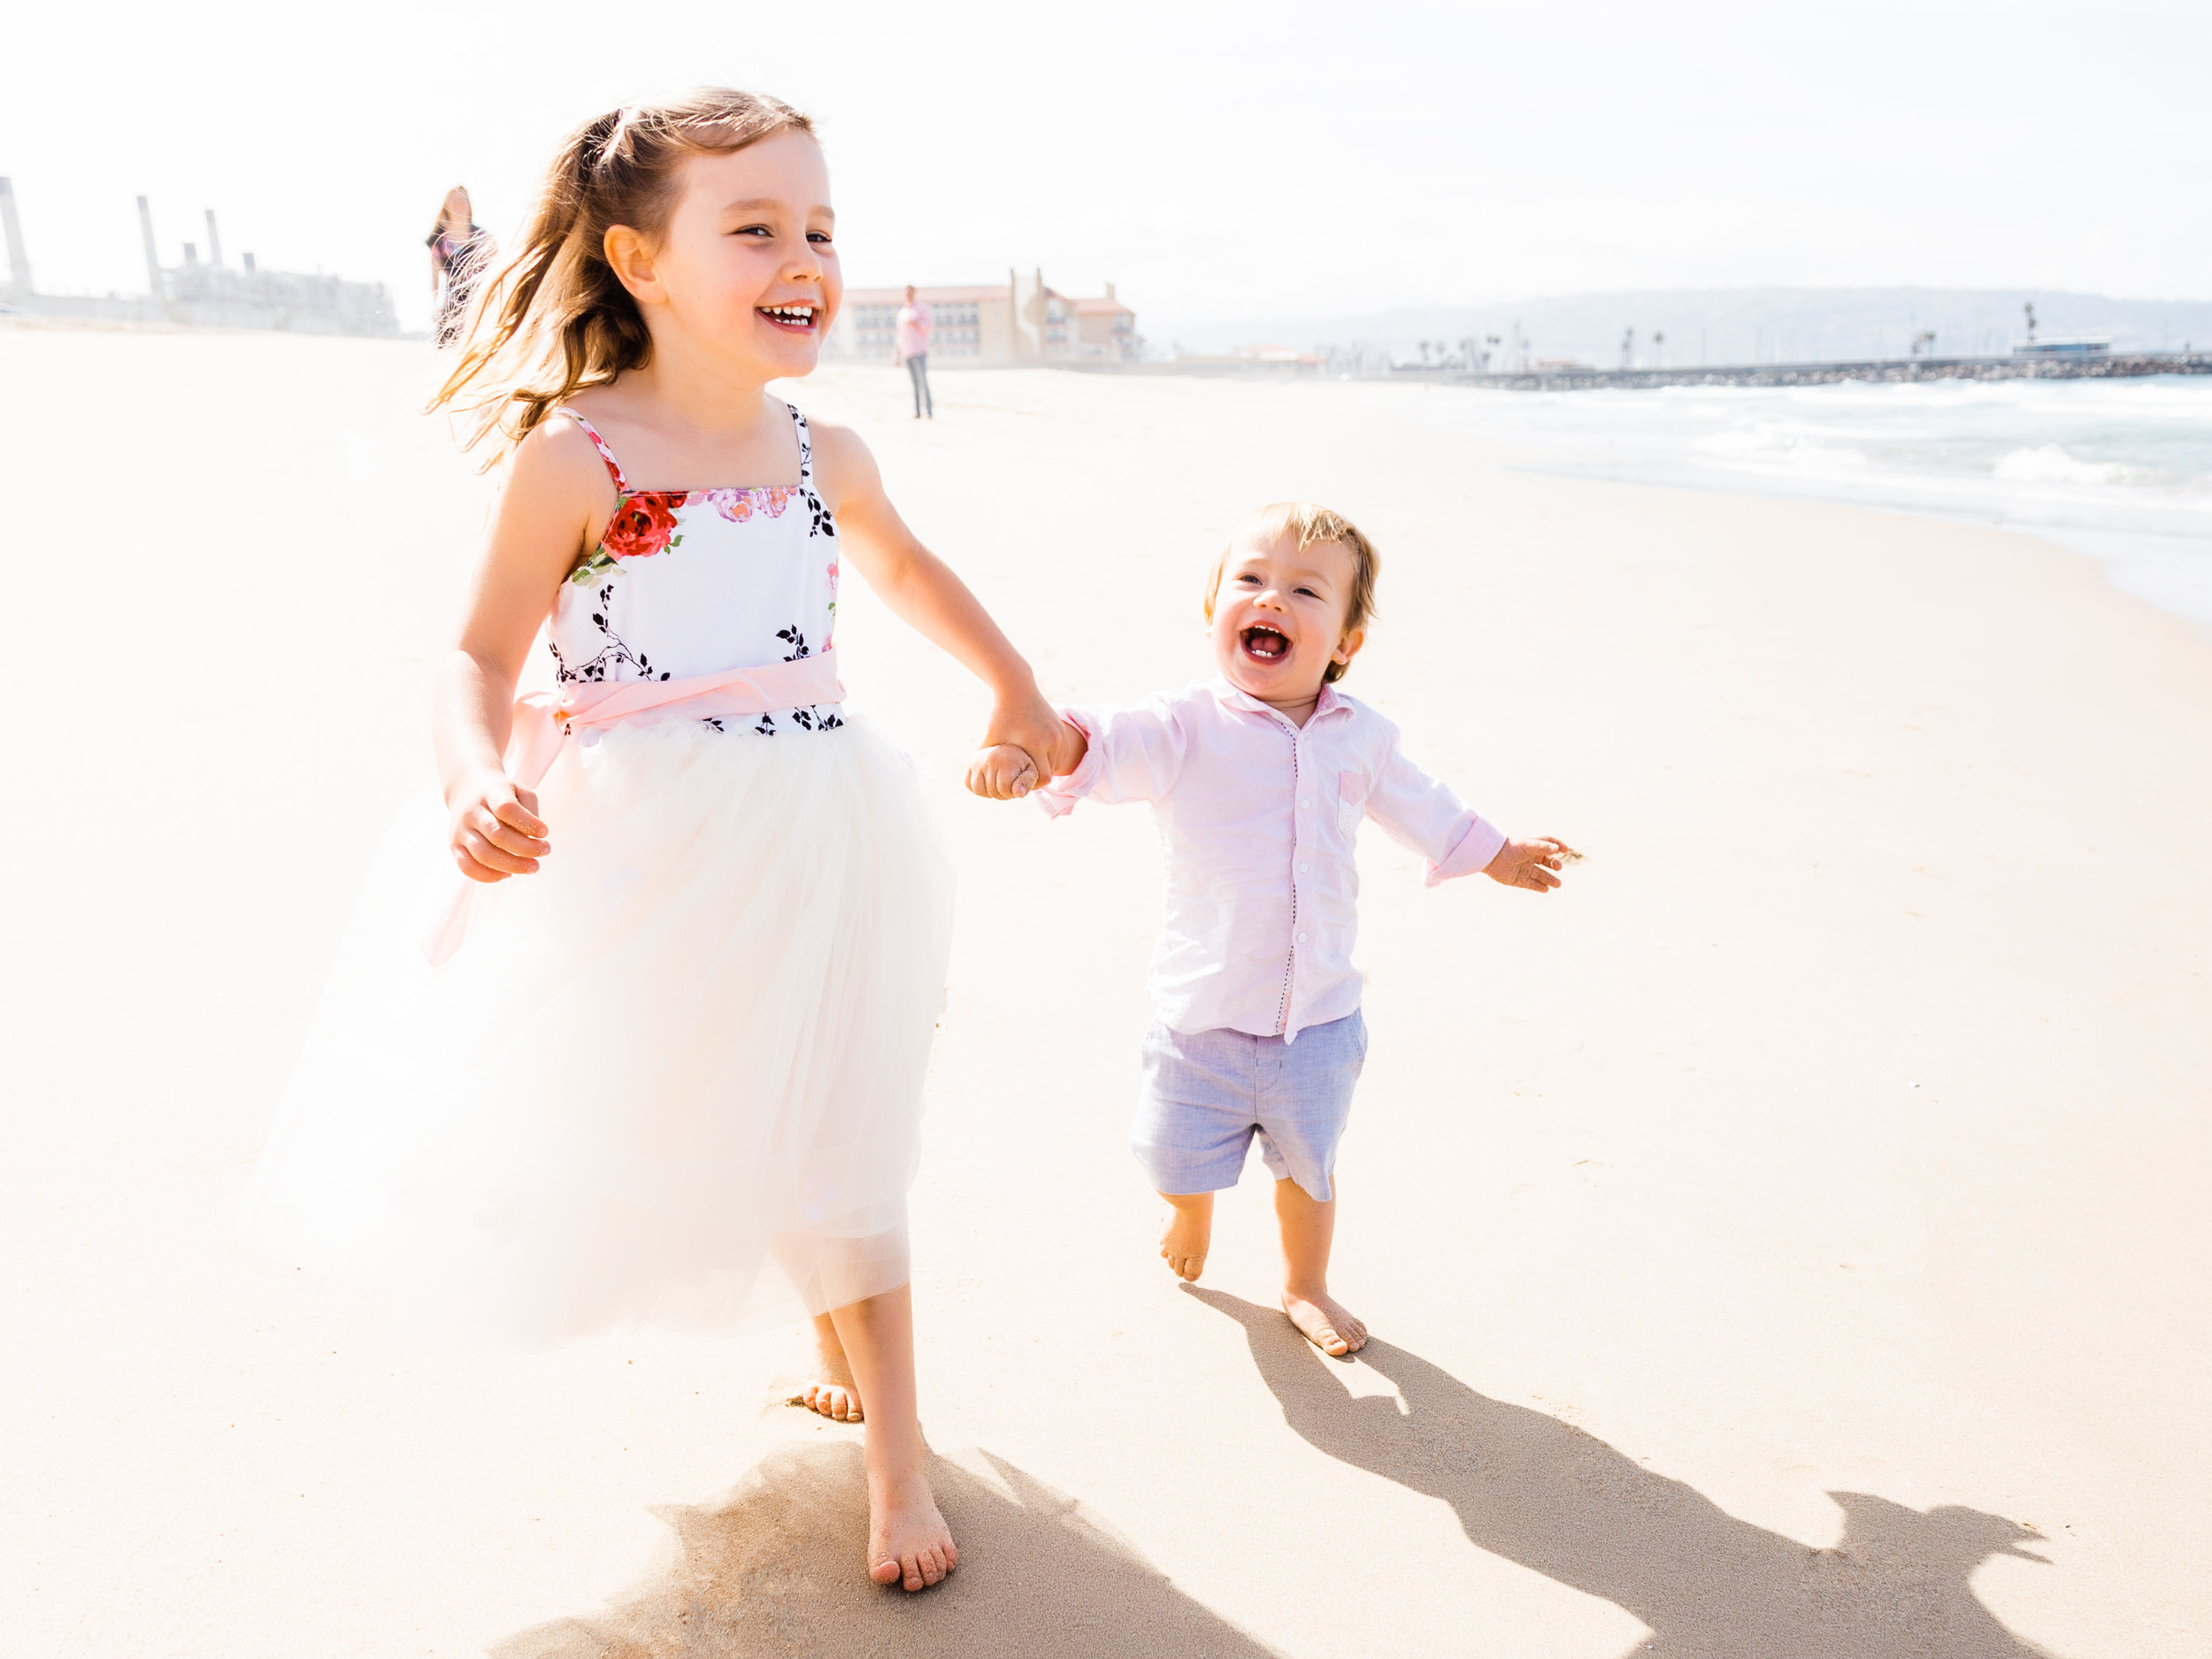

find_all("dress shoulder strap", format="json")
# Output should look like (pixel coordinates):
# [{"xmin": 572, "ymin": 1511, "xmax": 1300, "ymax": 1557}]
[
  {"xmin": 786, "ymin": 403, "xmax": 812, "ymax": 482},
  {"xmin": 557, "ymin": 408, "xmax": 629, "ymax": 492}
]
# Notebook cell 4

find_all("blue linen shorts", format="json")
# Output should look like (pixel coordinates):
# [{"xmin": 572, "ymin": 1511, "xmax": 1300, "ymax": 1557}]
[{"xmin": 1133, "ymin": 1011, "xmax": 1368, "ymax": 1202}]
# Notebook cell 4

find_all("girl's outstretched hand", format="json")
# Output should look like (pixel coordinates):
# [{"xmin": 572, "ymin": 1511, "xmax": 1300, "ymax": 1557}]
[
  {"xmin": 965, "ymin": 743, "xmax": 1041, "ymax": 800},
  {"xmin": 1484, "ymin": 835, "xmax": 1578, "ymax": 893},
  {"xmin": 448, "ymin": 767, "xmax": 551, "ymax": 882}
]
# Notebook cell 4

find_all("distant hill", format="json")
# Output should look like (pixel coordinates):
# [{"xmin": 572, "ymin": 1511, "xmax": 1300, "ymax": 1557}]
[{"xmin": 1155, "ymin": 288, "xmax": 2212, "ymax": 367}]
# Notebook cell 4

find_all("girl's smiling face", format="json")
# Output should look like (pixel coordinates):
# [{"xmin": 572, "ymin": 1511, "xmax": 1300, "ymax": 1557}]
[
  {"xmin": 1208, "ymin": 528, "xmax": 1366, "ymax": 709},
  {"xmin": 608, "ymin": 128, "xmax": 842, "ymax": 380}
]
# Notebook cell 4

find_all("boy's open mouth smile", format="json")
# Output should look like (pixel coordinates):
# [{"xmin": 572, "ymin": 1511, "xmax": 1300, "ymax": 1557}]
[
  {"xmin": 1240, "ymin": 624, "xmax": 1291, "ymax": 663},
  {"xmin": 759, "ymin": 303, "xmax": 818, "ymax": 334}
]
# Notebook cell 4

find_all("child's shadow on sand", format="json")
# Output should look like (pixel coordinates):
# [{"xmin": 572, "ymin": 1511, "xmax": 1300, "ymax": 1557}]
[
  {"xmin": 1187, "ymin": 1286, "xmax": 2057, "ymax": 1658},
  {"xmin": 493, "ymin": 1438, "xmax": 1279, "ymax": 1659}
]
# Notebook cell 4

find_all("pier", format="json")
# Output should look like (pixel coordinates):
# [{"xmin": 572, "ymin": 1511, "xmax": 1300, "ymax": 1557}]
[{"xmin": 1392, "ymin": 351, "xmax": 2212, "ymax": 391}]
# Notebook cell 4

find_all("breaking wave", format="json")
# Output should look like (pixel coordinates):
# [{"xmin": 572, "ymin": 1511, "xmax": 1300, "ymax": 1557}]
[{"xmin": 1992, "ymin": 443, "xmax": 2165, "ymax": 488}]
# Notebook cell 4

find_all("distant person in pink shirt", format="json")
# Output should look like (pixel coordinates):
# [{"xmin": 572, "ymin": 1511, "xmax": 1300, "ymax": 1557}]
[
  {"xmin": 965, "ymin": 503, "xmax": 1573, "ymax": 1357},
  {"xmin": 895, "ymin": 284, "xmax": 933, "ymax": 419}
]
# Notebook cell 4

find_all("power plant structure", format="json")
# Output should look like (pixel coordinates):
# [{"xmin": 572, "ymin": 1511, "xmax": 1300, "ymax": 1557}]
[{"xmin": 0, "ymin": 178, "xmax": 397, "ymax": 336}]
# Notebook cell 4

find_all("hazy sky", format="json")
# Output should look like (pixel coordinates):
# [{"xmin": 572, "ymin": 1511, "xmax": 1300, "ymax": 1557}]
[{"xmin": 4, "ymin": 0, "xmax": 2206, "ymax": 335}]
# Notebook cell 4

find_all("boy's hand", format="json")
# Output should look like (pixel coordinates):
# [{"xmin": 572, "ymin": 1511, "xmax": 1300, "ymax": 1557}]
[
  {"xmin": 980, "ymin": 691, "xmax": 1071, "ymax": 786},
  {"xmin": 1484, "ymin": 836, "xmax": 1578, "ymax": 893},
  {"xmin": 965, "ymin": 743, "xmax": 1041, "ymax": 800},
  {"xmin": 972, "ymin": 698, "xmax": 1087, "ymax": 802}
]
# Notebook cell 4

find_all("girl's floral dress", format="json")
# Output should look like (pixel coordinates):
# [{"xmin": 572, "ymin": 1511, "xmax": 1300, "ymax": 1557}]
[
  {"xmin": 240, "ymin": 401, "xmax": 954, "ymax": 1348},
  {"xmin": 551, "ymin": 403, "xmax": 844, "ymax": 735}
]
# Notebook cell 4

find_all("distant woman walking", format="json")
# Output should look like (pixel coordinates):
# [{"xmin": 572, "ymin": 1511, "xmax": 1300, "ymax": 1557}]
[
  {"xmin": 426, "ymin": 186, "xmax": 495, "ymax": 347},
  {"xmin": 895, "ymin": 284, "xmax": 933, "ymax": 419}
]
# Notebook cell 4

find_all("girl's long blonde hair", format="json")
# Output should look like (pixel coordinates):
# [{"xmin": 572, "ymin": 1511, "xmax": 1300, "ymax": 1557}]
[{"xmin": 431, "ymin": 88, "xmax": 815, "ymax": 461}]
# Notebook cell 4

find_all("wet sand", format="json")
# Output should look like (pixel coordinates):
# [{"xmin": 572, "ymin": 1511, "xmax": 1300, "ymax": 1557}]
[{"xmin": 4, "ymin": 326, "xmax": 2208, "ymax": 1656}]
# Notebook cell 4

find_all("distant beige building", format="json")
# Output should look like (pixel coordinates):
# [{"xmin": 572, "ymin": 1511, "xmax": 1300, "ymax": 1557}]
[
  {"xmin": 834, "ymin": 269, "xmax": 1139, "ymax": 363},
  {"xmin": 1072, "ymin": 285, "xmax": 1138, "ymax": 358},
  {"xmin": 841, "ymin": 284, "xmax": 1018, "ymax": 361}
]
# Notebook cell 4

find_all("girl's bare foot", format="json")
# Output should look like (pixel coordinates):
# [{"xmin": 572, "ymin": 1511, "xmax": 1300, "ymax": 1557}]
[
  {"xmin": 1282, "ymin": 1289, "xmax": 1367, "ymax": 1356},
  {"xmin": 867, "ymin": 1464, "xmax": 958, "ymax": 1591},
  {"xmin": 1158, "ymin": 1192, "xmax": 1215, "ymax": 1281},
  {"xmin": 821, "ymin": 1284, "xmax": 951, "ymax": 1591},
  {"xmin": 795, "ymin": 1313, "xmax": 863, "ymax": 1422}
]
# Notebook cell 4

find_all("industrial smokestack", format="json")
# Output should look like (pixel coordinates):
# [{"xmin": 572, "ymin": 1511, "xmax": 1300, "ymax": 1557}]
[
  {"xmin": 0, "ymin": 177, "xmax": 29, "ymax": 297},
  {"xmin": 136, "ymin": 196, "xmax": 163, "ymax": 296},
  {"xmin": 204, "ymin": 208, "xmax": 223, "ymax": 268}
]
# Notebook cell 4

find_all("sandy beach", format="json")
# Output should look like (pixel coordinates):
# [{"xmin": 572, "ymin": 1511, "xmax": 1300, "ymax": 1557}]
[{"xmin": 4, "ymin": 325, "xmax": 2208, "ymax": 1657}]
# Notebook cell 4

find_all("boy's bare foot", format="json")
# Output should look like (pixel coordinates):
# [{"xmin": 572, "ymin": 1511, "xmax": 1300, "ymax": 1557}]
[
  {"xmin": 867, "ymin": 1464, "xmax": 958, "ymax": 1591},
  {"xmin": 794, "ymin": 1316, "xmax": 863, "ymax": 1422},
  {"xmin": 1158, "ymin": 1193, "xmax": 1214, "ymax": 1281},
  {"xmin": 1282, "ymin": 1289, "xmax": 1367, "ymax": 1357}
]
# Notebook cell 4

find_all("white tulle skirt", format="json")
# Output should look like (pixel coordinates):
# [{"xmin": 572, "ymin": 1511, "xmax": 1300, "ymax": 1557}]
[{"xmin": 241, "ymin": 713, "xmax": 955, "ymax": 1348}]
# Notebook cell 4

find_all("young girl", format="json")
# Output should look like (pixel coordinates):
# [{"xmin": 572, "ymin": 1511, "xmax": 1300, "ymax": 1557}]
[
  {"xmin": 969, "ymin": 503, "xmax": 1571, "ymax": 1358},
  {"xmin": 242, "ymin": 88, "xmax": 1064, "ymax": 1593}
]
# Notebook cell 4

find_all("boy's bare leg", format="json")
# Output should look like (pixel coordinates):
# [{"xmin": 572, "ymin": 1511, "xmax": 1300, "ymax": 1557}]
[
  {"xmin": 825, "ymin": 1284, "xmax": 958, "ymax": 1591},
  {"xmin": 1159, "ymin": 1190, "xmax": 1215, "ymax": 1280},
  {"xmin": 1276, "ymin": 1177, "xmax": 1366, "ymax": 1356},
  {"xmin": 801, "ymin": 1311, "xmax": 863, "ymax": 1421}
]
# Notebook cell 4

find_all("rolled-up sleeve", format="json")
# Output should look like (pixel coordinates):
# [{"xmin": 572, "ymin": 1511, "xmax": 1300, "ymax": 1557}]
[
  {"xmin": 1364, "ymin": 732, "xmax": 1507, "ymax": 886},
  {"xmin": 1035, "ymin": 699, "xmax": 1191, "ymax": 818}
]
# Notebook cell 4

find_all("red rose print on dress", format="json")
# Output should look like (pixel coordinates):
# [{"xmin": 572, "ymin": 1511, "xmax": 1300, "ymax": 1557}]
[{"xmin": 601, "ymin": 490, "xmax": 687, "ymax": 560}]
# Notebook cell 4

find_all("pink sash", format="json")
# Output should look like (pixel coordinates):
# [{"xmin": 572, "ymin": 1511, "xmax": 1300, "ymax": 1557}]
[{"xmin": 420, "ymin": 651, "xmax": 845, "ymax": 964}]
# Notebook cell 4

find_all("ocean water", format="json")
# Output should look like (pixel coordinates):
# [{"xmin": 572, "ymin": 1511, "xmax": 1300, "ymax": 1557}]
[{"xmin": 1419, "ymin": 376, "xmax": 2212, "ymax": 634}]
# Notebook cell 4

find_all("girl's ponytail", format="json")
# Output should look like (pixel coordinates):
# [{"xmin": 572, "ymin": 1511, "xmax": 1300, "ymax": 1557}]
[{"xmin": 430, "ymin": 88, "xmax": 813, "ymax": 462}]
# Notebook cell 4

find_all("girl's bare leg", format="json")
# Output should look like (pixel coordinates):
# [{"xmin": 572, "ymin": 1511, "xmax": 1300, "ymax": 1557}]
[
  {"xmin": 826, "ymin": 1282, "xmax": 958, "ymax": 1590},
  {"xmin": 802, "ymin": 1312, "xmax": 864, "ymax": 1421},
  {"xmin": 1276, "ymin": 1176, "xmax": 1366, "ymax": 1356}
]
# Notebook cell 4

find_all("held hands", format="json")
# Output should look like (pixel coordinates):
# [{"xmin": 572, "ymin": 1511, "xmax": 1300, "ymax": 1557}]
[
  {"xmin": 1484, "ymin": 836, "xmax": 1580, "ymax": 893},
  {"xmin": 965, "ymin": 692, "xmax": 1082, "ymax": 802},
  {"xmin": 448, "ymin": 767, "xmax": 551, "ymax": 883}
]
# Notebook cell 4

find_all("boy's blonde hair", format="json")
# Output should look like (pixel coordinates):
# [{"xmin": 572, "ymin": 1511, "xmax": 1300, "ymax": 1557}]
[{"xmin": 1202, "ymin": 503, "xmax": 1379, "ymax": 683}]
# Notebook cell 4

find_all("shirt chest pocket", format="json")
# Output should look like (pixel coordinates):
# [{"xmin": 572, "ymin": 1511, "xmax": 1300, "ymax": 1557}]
[{"xmin": 1337, "ymin": 771, "xmax": 1370, "ymax": 836}]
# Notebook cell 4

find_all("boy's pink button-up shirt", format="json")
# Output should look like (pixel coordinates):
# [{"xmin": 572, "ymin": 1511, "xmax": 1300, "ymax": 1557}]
[{"xmin": 1037, "ymin": 679, "xmax": 1505, "ymax": 1042}]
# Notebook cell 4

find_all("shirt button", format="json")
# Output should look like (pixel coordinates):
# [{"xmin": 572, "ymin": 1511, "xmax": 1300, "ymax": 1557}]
[
  {"xmin": 1300, "ymin": 798, "xmax": 1312, "ymax": 809},
  {"xmin": 1297, "ymin": 932, "xmax": 1309, "ymax": 943},
  {"xmin": 1299, "ymin": 863, "xmax": 1310, "ymax": 873}
]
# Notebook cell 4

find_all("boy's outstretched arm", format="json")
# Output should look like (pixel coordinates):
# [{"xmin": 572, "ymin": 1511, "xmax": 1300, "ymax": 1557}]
[{"xmin": 1365, "ymin": 727, "xmax": 1578, "ymax": 891}]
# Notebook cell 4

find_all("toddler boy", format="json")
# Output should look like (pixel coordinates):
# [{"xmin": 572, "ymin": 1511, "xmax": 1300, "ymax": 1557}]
[{"xmin": 970, "ymin": 503, "xmax": 1571, "ymax": 1355}]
